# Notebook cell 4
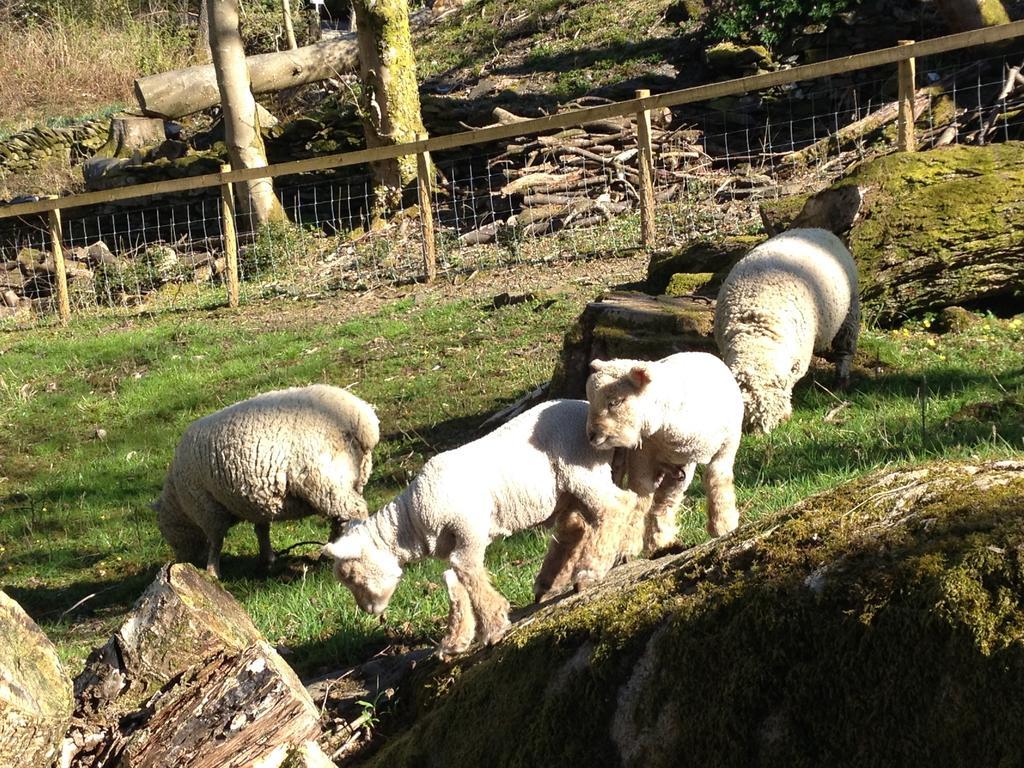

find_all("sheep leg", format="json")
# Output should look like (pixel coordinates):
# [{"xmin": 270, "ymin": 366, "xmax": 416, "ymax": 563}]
[
  {"xmin": 644, "ymin": 462, "xmax": 694, "ymax": 554},
  {"xmin": 192, "ymin": 494, "xmax": 231, "ymax": 579},
  {"xmin": 533, "ymin": 506, "xmax": 588, "ymax": 603},
  {"xmin": 254, "ymin": 522, "xmax": 275, "ymax": 569},
  {"xmin": 439, "ymin": 569, "xmax": 477, "ymax": 657},
  {"xmin": 449, "ymin": 555, "xmax": 510, "ymax": 647},
  {"xmin": 831, "ymin": 297, "xmax": 861, "ymax": 387},
  {"xmin": 704, "ymin": 440, "xmax": 740, "ymax": 537}
]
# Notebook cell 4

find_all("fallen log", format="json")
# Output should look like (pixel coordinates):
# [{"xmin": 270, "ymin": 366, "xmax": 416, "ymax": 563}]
[
  {"xmin": 0, "ymin": 590, "xmax": 74, "ymax": 768},
  {"xmin": 116, "ymin": 641, "xmax": 321, "ymax": 768},
  {"xmin": 781, "ymin": 90, "xmax": 932, "ymax": 167},
  {"xmin": 774, "ymin": 142, "xmax": 1024, "ymax": 324},
  {"xmin": 134, "ymin": 36, "xmax": 358, "ymax": 119}
]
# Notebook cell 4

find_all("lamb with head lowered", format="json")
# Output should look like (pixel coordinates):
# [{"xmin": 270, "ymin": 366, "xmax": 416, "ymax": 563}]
[
  {"xmin": 155, "ymin": 384, "xmax": 379, "ymax": 579},
  {"xmin": 322, "ymin": 399, "xmax": 640, "ymax": 656},
  {"xmin": 714, "ymin": 227, "xmax": 860, "ymax": 433}
]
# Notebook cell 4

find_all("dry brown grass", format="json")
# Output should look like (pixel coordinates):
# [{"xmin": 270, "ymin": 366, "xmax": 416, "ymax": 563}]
[{"xmin": 0, "ymin": 7, "xmax": 193, "ymax": 135}]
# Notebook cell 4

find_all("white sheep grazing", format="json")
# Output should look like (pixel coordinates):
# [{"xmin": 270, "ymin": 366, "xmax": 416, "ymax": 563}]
[
  {"xmin": 322, "ymin": 399, "xmax": 639, "ymax": 656},
  {"xmin": 155, "ymin": 384, "xmax": 379, "ymax": 579},
  {"xmin": 586, "ymin": 351, "xmax": 745, "ymax": 549},
  {"xmin": 714, "ymin": 227, "xmax": 860, "ymax": 434}
]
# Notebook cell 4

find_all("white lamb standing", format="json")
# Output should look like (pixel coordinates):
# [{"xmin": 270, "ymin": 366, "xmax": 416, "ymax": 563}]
[
  {"xmin": 597, "ymin": 353, "xmax": 741, "ymax": 533},
  {"xmin": 534, "ymin": 353, "xmax": 744, "ymax": 602},
  {"xmin": 322, "ymin": 399, "xmax": 640, "ymax": 656},
  {"xmin": 714, "ymin": 227, "xmax": 860, "ymax": 434},
  {"xmin": 155, "ymin": 384, "xmax": 380, "ymax": 579}
]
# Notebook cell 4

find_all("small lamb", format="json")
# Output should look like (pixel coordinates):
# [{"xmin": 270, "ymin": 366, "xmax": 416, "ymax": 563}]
[
  {"xmin": 534, "ymin": 353, "xmax": 744, "ymax": 602},
  {"xmin": 590, "ymin": 353, "xmax": 742, "ymax": 552},
  {"xmin": 714, "ymin": 227, "xmax": 860, "ymax": 433},
  {"xmin": 322, "ymin": 399, "xmax": 639, "ymax": 656},
  {"xmin": 155, "ymin": 384, "xmax": 379, "ymax": 578}
]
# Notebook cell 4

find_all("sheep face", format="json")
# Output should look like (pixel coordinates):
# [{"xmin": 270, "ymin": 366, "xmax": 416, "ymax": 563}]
[
  {"xmin": 323, "ymin": 531, "xmax": 402, "ymax": 615},
  {"xmin": 733, "ymin": 366, "xmax": 792, "ymax": 434},
  {"xmin": 585, "ymin": 359, "xmax": 652, "ymax": 449}
]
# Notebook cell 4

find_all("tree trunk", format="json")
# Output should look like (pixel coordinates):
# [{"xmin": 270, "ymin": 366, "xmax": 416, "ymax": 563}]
[
  {"xmin": 352, "ymin": 0, "xmax": 426, "ymax": 214},
  {"xmin": 195, "ymin": 0, "xmax": 211, "ymax": 62},
  {"xmin": 74, "ymin": 564, "xmax": 264, "ymax": 718},
  {"xmin": 95, "ymin": 116, "xmax": 167, "ymax": 159},
  {"xmin": 548, "ymin": 291, "xmax": 717, "ymax": 398},
  {"xmin": 0, "ymin": 590, "xmax": 74, "ymax": 768},
  {"xmin": 933, "ymin": 0, "xmax": 1010, "ymax": 31},
  {"xmin": 209, "ymin": 0, "xmax": 287, "ymax": 227},
  {"xmin": 134, "ymin": 37, "xmax": 358, "ymax": 119},
  {"xmin": 282, "ymin": 0, "xmax": 298, "ymax": 49},
  {"xmin": 65, "ymin": 564, "xmax": 322, "ymax": 768}
]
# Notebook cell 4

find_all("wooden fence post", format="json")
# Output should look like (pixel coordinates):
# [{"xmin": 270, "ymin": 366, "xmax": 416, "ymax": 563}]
[
  {"xmin": 634, "ymin": 89, "xmax": 656, "ymax": 249},
  {"xmin": 46, "ymin": 203, "xmax": 71, "ymax": 324},
  {"xmin": 897, "ymin": 40, "xmax": 917, "ymax": 152},
  {"xmin": 220, "ymin": 164, "xmax": 240, "ymax": 308},
  {"xmin": 416, "ymin": 132, "xmax": 437, "ymax": 283}
]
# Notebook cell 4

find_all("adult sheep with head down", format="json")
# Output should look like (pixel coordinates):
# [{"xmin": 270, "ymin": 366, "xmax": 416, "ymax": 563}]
[
  {"xmin": 714, "ymin": 228, "xmax": 860, "ymax": 434},
  {"xmin": 155, "ymin": 384, "xmax": 379, "ymax": 578}
]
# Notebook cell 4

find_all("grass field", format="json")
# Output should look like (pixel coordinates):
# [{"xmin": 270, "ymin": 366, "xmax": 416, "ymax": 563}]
[{"xmin": 1, "ymin": 278, "xmax": 1023, "ymax": 677}]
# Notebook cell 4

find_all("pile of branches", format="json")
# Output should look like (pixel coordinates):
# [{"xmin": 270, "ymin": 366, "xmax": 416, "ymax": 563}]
[{"xmin": 455, "ymin": 98, "xmax": 721, "ymax": 246}]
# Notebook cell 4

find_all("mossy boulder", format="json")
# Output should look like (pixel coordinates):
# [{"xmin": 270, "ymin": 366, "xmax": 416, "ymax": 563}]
[
  {"xmin": 787, "ymin": 142, "xmax": 1024, "ymax": 324},
  {"xmin": 704, "ymin": 42, "xmax": 774, "ymax": 75},
  {"xmin": 368, "ymin": 458, "xmax": 1024, "ymax": 767}
]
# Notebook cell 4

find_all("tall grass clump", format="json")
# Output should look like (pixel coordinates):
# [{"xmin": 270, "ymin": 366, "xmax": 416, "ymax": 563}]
[{"xmin": 0, "ymin": 0, "xmax": 194, "ymax": 134}]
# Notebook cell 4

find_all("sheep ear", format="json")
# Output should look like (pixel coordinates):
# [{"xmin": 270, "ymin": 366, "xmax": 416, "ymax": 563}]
[
  {"xmin": 627, "ymin": 365, "xmax": 652, "ymax": 390},
  {"xmin": 589, "ymin": 358, "xmax": 607, "ymax": 374},
  {"xmin": 323, "ymin": 536, "xmax": 362, "ymax": 561}
]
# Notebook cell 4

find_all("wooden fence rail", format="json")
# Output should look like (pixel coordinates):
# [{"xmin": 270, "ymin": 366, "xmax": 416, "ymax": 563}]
[{"xmin": 2, "ymin": 20, "xmax": 1023, "ymax": 308}]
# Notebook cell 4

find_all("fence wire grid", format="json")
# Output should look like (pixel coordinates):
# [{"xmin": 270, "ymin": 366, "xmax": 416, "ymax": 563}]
[{"xmin": 2, "ymin": 46, "xmax": 1024, "ymax": 327}]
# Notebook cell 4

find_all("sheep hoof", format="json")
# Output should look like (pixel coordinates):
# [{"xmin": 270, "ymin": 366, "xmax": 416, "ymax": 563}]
[
  {"xmin": 482, "ymin": 619, "xmax": 511, "ymax": 646},
  {"xmin": 572, "ymin": 569, "xmax": 597, "ymax": 593},
  {"xmin": 437, "ymin": 637, "xmax": 472, "ymax": 659}
]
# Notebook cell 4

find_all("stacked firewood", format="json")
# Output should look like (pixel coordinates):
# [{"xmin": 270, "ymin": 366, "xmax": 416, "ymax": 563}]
[{"xmin": 457, "ymin": 100, "xmax": 717, "ymax": 245}]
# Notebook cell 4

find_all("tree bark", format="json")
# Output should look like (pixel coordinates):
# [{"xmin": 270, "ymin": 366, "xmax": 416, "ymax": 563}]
[
  {"xmin": 117, "ymin": 642, "xmax": 321, "ymax": 768},
  {"xmin": 135, "ymin": 37, "xmax": 358, "ymax": 119},
  {"xmin": 0, "ymin": 590, "xmax": 74, "ymax": 768},
  {"xmin": 74, "ymin": 564, "xmax": 264, "ymax": 718},
  {"xmin": 352, "ymin": 0, "xmax": 426, "ymax": 214},
  {"xmin": 209, "ymin": 0, "xmax": 287, "ymax": 226}
]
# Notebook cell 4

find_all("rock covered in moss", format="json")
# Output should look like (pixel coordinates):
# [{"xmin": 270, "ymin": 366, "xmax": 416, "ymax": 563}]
[
  {"xmin": 368, "ymin": 459, "xmax": 1024, "ymax": 768},
  {"xmin": 0, "ymin": 590, "xmax": 74, "ymax": 768}
]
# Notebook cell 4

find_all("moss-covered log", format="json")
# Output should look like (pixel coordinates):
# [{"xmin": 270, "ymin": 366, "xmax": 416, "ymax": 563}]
[
  {"xmin": 766, "ymin": 142, "xmax": 1024, "ymax": 324},
  {"xmin": 549, "ymin": 290, "xmax": 717, "ymax": 397},
  {"xmin": 0, "ymin": 590, "xmax": 73, "ymax": 768},
  {"xmin": 366, "ymin": 458, "xmax": 1024, "ymax": 768}
]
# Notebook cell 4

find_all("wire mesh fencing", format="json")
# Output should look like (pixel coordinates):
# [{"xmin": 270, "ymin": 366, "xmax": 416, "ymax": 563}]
[{"xmin": 2, "ymin": 43, "xmax": 1023, "ymax": 328}]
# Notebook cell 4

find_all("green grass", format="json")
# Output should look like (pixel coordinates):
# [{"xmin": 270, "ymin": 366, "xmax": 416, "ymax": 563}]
[{"xmin": 1, "ymin": 295, "xmax": 1023, "ymax": 677}]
